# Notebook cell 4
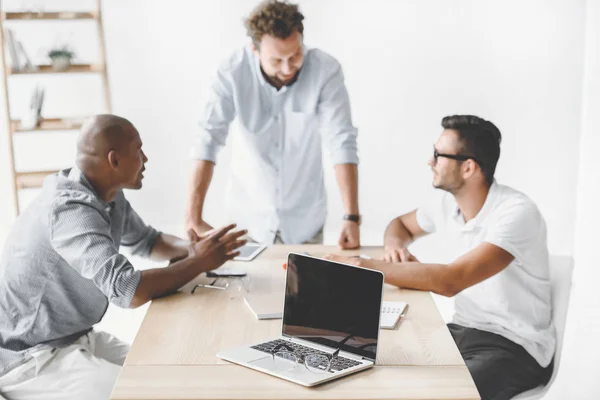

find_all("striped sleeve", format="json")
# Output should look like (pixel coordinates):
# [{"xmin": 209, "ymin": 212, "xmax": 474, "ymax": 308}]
[
  {"xmin": 121, "ymin": 199, "xmax": 160, "ymax": 257},
  {"xmin": 49, "ymin": 198, "xmax": 141, "ymax": 308}
]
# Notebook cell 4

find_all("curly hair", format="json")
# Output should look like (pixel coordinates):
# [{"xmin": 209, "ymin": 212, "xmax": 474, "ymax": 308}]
[{"xmin": 245, "ymin": 0, "xmax": 304, "ymax": 47}]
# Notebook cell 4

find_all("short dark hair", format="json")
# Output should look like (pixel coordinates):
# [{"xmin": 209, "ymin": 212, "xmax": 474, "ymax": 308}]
[
  {"xmin": 244, "ymin": 0, "xmax": 304, "ymax": 47},
  {"xmin": 441, "ymin": 115, "xmax": 502, "ymax": 186}
]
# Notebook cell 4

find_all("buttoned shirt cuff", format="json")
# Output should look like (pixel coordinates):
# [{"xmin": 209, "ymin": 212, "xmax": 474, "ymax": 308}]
[
  {"xmin": 139, "ymin": 228, "xmax": 161, "ymax": 258},
  {"xmin": 190, "ymin": 142, "xmax": 219, "ymax": 163},
  {"xmin": 330, "ymin": 148, "xmax": 359, "ymax": 165},
  {"xmin": 114, "ymin": 268, "xmax": 142, "ymax": 308}
]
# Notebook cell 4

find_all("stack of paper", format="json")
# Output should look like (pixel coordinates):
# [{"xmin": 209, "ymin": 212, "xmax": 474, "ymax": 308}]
[{"xmin": 243, "ymin": 293, "xmax": 283, "ymax": 320}]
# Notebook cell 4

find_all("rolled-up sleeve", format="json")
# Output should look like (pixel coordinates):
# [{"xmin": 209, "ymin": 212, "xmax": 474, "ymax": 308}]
[
  {"xmin": 50, "ymin": 199, "xmax": 141, "ymax": 308},
  {"xmin": 121, "ymin": 199, "xmax": 160, "ymax": 257},
  {"xmin": 317, "ymin": 62, "xmax": 359, "ymax": 165},
  {"xmin": 191, "ymin": 67, "xmax": 236, "ymax": 163}
]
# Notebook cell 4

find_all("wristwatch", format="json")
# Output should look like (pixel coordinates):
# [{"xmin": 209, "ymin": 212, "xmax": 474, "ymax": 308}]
[{"xmin": 343, "ymin": 214, "xmax": 361, "ymax": 225}]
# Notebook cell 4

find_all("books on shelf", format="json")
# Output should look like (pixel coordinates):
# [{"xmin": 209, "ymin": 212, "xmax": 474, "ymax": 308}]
[
  {"xmin": 5, "ymin": 29, "xmax": 20, "ymax": 70},
  {"xmin": 17, "ymin": 40, "xmax": 34, "ymax": 70},
  {"xmin": 4, "ymin": 28, "xmax": 36, "ymax": 72}
]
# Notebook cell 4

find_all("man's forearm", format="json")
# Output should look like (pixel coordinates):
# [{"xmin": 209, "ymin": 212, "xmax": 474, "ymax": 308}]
[
  {"xmin": 383, "ymin": 218, "xmax": 414, "ymax": 249},
  {"xmin": 186, "ymin": 160, "xmax": 215, "ymax": 224},
  {"xmin": 334, "ymin": 163, "xmax": 359, "ymax": 214},
  {"xmin": 130, "ymin": 257, "xmax": 205, "ymax": 308},
  {"xmin": 149, "ymin": 233, "xmax": 188, "ymax": 262},
  {"xmin": 363, "ymin": 259, "xmax": 455, "ymax": 297}
]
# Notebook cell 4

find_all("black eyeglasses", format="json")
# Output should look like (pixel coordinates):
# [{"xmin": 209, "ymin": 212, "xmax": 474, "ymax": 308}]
[
  {"xmin": 433, "ymin": 146, "xmax": 481, "ymax": 165},
  {"xmin": 267, "ymin": 334, "xmax": 360, "ymax": 374},
  {"xmin": 269, "ymin": 343, "xmax": 335, "ymax": 373}
]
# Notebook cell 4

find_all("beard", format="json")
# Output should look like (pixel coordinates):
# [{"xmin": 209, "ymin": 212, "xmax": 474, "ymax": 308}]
[
  {"xmin": 432, "ymin": 171, "xmax": 464, "ymax": 194},
  {"xmin": 263, "ymin": 69, "xmax": 300, "ymax": 88}
]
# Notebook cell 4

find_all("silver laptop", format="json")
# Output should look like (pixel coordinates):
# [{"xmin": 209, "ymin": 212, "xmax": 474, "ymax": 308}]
[{"xmin": 217, "ymin": 253, "xmax": 384, "ymax": 387}]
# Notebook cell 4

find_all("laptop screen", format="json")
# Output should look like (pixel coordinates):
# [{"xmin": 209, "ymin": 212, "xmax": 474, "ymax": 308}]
[{"xmin": 282, "ymin": 253, "xmax": 384, "ymax": 361}]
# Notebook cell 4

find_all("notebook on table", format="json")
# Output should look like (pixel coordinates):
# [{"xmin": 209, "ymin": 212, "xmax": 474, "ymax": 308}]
[
  {"xmin": 244, "ymin": 295, "xmax": 408, "ymax": 329},
  {"xmin": 243, "ymin": 293, "xmax": 284, "ymax": 320},
  {"xmin": 380, "ymin": 301, "xmax": 408, "ymax": 329}
]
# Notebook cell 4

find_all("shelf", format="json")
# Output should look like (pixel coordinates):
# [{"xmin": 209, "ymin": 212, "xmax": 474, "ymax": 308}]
[
  {"xmin": 15, "ymin": 170, "xmax": 60, "ymax": 189},
  {"xmin": 2, "ymin": 12, "xmax": 97, "ymax": 21},
  {"xmin": 11, "ymin": 118, "xmax": 85, "ymax": 133},
  {"xmin": 1, "ymin": 6, "xmax": 109, "ymax": 215},
  {"xmin": 8, "ymin": 64, "xmax": 104, "ymax": 75}
]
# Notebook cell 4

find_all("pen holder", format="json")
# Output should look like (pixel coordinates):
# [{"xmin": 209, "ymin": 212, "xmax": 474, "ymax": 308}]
[{"xmin": 21, "ymin": 110, "xmax": 40, "ymax": 130}]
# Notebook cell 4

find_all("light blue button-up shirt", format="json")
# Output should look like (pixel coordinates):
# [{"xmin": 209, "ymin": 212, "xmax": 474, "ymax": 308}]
[{"xmin": 192, "ymin": 45, "xmax": 359, "ymax": 244}]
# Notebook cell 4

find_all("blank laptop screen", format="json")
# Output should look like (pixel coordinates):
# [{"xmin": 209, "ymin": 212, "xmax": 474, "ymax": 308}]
[{"xmin": 282, "ymin": 253, "xmax": 384, "ymax": 361}]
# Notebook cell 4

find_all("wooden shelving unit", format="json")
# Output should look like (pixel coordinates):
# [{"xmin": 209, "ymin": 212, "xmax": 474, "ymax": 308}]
[
  {"xmin": 10, "ymin": 117, "xmax": 85, "ymax": 133},
  {"xmin": 7, "ymin": 64, "xmax": 104, "ymax": 75},
  {"xmin": 2, "ymin": 12, "xmax": 97, "ymax": 21},
  {"xmin": 0, "ymin": 0, "xmax": 111, "ymax": 214},
  {"xmin": 15, "ymin": 170, "xmax": 61, "ymax": 189}
]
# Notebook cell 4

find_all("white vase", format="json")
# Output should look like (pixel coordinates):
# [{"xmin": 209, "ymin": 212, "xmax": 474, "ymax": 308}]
[
  {"xmin": 21, "ymin": 111, "xmax": 40, "ymax": 130},
  {"xmin": 50, "ymin": 56, "xmax": 71, "ymax": 72}
]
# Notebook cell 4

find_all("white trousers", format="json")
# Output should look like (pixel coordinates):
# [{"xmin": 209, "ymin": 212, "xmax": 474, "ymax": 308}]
[{"xmin": 0, "ymin": 331, "xmax": 129, "ymax": 400}]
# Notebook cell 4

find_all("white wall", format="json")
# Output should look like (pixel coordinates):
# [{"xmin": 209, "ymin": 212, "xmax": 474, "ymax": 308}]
[
  {"xmin": 0, "ymin": 0, "xmax": 596, "ymax": 397},
  {"xmin": 0, "ymin": 0, "xmax": 586, "ymax": 253},
  {"xmin": 105, "ymin": 0, "xmax": 587, "ymax": 255},
  {"xmin": 549, "ymin": 0, "xmax": 600, "ymax": 398}
]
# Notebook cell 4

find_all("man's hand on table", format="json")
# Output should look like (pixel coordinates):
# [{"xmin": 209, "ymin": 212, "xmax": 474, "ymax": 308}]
[
  {"xmin": 381, "ymin": 246, "xmax": 419, "ymax": 263},
  {"xmin": 324, "ymin": 254, "xmax": 367, "ymax": 268},
  {"xmin": 338, "ymin": 220, "xmax": 360, "ymax": 249}
]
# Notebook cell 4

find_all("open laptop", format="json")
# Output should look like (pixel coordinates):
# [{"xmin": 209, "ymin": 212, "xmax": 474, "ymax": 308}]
[{"xmin": 217, "ymin": 253, "xmax": 384, "ymax": 387}]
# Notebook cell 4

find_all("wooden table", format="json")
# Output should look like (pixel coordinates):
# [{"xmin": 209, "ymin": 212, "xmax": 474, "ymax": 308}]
[{"xmin": 111, "ymin": 245, "xmax": 479, "ymax": 400}]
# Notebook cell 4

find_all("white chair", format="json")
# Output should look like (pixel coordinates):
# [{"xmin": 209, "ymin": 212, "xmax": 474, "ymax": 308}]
[{"xmin": 511, "ymin": 255, "xmax": 574, "ymax": 400}]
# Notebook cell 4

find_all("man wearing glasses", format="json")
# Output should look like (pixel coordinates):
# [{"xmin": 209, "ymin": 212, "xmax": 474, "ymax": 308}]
[{"xmin": 327, "ymin": 115, "xmax": 554, "ymax": 400}]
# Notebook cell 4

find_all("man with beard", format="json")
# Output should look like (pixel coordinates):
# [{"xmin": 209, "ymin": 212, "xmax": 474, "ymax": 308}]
[{"xmin": 186, "ymin": 0, "xmax": 361, "ymax": 248}]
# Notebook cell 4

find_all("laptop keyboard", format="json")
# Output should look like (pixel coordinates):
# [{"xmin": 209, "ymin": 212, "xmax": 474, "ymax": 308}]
[{"xmin": 251, "ymin": 339, "xmax": 362, "ymax": 373}]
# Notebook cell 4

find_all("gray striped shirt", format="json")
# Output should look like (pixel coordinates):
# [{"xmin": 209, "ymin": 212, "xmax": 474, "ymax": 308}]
[{"xmin": 0, "ymin": 167, "xmax": 160, "ymax": 375}]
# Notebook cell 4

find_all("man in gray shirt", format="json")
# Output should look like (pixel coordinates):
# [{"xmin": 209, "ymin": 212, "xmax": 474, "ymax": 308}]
[{"xmin": 0, "ymin": 115, "xmax": 246, "ymax": 400}]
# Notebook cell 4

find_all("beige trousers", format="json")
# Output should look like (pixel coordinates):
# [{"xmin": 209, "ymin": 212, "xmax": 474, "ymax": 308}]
[
  {"xmin": 274, "ymin": 227, "xmax": 324, "ymax": 244},
  {"xmin": 0, "ymin": 331, "xmax": 129, "ymax": 400}
]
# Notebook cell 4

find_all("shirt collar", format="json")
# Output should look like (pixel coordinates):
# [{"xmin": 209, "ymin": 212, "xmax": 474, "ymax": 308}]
[
  {"xmin": 252, "ymin": 48, "xmax": 269, "ymax": 87},
  {"xmin": 453, "ymin": 180, "xmax": 498, "ymax": 228},
  {"xmin": 67, "ymin": 166, "xmax": 115, "ymax": 210}
]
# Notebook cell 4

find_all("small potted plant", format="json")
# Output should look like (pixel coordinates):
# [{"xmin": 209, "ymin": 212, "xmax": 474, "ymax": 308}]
[{"xmin": 48, "ymin": 45, "xmax": 75, "ymax": 72}]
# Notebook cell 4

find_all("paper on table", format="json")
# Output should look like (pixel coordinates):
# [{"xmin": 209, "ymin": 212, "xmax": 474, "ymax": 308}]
[{"xmin": 243, "ymin": 293, "xmax": 284, "ymax": 320}]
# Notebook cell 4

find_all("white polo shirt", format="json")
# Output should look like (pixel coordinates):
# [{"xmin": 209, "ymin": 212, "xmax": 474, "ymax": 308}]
[{"xmin": 416, "ymin": 182, "xmax": 555, "ymax": 367}]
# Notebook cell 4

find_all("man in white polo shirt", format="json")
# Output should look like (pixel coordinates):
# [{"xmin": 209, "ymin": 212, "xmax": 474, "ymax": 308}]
[{"xmin": 327, "ymin": 115, "xmax": 554, "ymax": 400}]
